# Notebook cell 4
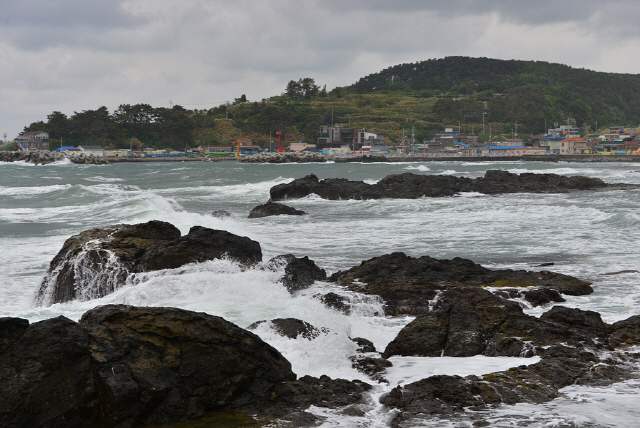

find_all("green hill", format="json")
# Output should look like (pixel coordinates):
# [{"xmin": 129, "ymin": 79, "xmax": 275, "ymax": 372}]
[{"xmin": 22, "ymin": 57, "xmax": 640, "ymax": 149}]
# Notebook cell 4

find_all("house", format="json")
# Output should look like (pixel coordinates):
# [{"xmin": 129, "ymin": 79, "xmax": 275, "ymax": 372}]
[
  {"xmin": 290, "ymin": 142, "xmax": 316, "ymax": 152},
  {"xmin": 15, "ymin": 131, "xmax": 49, "ymax": 151},
  {"xmin": 317, "ymin": 125, "xmax": 367, "ymax": 150},
  {"xmin": 77, "ymin": 145, "xmax": 105, "ymax": 157},
  {"xmin": 560, "ymin": 137, "xmax": 590, "ymax": 154},
  {"xmin": 230, "ymin": 137, "xmax": 262, "ymax": 155}
]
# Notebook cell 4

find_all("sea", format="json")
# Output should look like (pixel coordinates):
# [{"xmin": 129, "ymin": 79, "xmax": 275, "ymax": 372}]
[{"xmin": 1, "ymin": 158, "xmax": 640, "ymax": 427}]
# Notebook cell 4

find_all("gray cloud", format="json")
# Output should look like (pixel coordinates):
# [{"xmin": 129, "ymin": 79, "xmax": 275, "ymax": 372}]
[{"xmin": 1, "ymin": 0, "xmax": 638, "ymax": 140}]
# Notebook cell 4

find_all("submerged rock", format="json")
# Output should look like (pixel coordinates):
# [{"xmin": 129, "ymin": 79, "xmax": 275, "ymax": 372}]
[
  {"xmin": 270, "ymin": 170, "xmax": 614, "ymax": 201},
  {"xmin": 248, "ymin": 201, "xmax": 307, "ymax": 218},
  {"xmin": 248, "ymin": 318, "xmax": 326, "ymax": 340},
  {"xmin": 36, "ymin": 221, "xmax": 262, "ymax": 305},
  {"xmin": 330, "ymin": 252, "xmax": 592, "ymax": 316}
]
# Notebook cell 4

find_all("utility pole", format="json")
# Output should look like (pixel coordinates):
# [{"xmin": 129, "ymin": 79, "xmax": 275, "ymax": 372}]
[
  {"xmin": 515, "ymin": 121, "xmax": 519, "ymax": 140},
  {"xmin": 169, "ymin": 99, "xmax": 173, "ymax": 109},
  {"xmin": 482, "ymin": 110, "xmax": 485, "ymax": 134}
]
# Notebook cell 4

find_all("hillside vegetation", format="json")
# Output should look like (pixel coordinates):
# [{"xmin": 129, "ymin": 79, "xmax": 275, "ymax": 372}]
[{"xmin": 21, "ymin": 57, "xmax": 640, "ymax": 149}]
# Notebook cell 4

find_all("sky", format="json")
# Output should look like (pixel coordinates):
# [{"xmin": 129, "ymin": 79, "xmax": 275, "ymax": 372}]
[{"xmin": 2, "ymin": 0, "xmax": 639, "ymax": 141}]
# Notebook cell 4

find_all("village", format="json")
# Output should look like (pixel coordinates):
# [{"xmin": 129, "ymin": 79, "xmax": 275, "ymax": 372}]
[{"xmin": 9, "ymin": 120, "xmax": 640, "ymax": 160}]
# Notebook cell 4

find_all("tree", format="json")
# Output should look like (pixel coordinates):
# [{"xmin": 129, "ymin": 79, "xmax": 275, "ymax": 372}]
[{"xmin": 285, "ymin": 78, "xmax": 320, "ymax": 100}]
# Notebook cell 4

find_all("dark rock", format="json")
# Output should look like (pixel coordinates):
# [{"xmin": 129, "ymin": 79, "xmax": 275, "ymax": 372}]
[
  {"xmin": 212, "ymin": 210, "xmax": 233, "ymax": 218},
  {"xmin": 270, "ymin": 375, "xmax": 371, "ymax": 412},
  {"xmin": 270, "ymin": 170, "xmax": 611, "ymax": 201},
  {"xmin": 266, "ymin": 254, "xmax": 327, "ymax": 292},
  {"xmin": 36, "ymin": 222, "xmax": 262, "ymax": 305},
  {"xmin": 248, "ymin": 318, "xmax": 325, "ymax": 340},
  {"xmin": 248, "ymin": 201, "xmax": 307, "ymax": 218},
  {"xmin": 0, "ymin": 316, "xmax": 97, "ymax": 428},
  {"xmin": 79, "ymin": 305, "xmax": 295, "ymax": 427},
  {"xmin": 383, "ymin": 287, "xmax": 617, "ymax": 359},
  {"xmin": 523, "ymin": 288, "xmax": 565, "ymax": 306},
  {"xmin": 0, "ymin": 317, "xmax": 29, "ymax": 353},
  {"xmin": 351, "ymin": 356, "xmax": 392, "ymax": 382},
  {"xmin": 611, "ymin": 315, "xmax": 640, "ymax": 344},
  {"xmin": 351, "ymin": 337, "xmax": 376, "ymax": 353},
  {"xmin": 380, "ymin": 344, "xmax": 638, "ymax": 418},
  {"xmin": 136, "ymin": 225, "xmax": 262, "ymax": 271},
  {"xmin": 330, "ymin": 252, "xmax": 591, "ymax": 316},
  {"xmin": 317, "ymin": 292, "xmax": 351, "ymax": 314}
]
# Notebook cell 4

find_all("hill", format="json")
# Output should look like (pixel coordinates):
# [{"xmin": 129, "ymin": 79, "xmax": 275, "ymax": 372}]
[{"xmin": 19, "ymin": 57, "xmax": 640, "ymax": 150}]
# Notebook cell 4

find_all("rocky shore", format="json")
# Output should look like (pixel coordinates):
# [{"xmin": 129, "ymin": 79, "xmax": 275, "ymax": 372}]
[
  {"xmin": 0, "ymin": 150, "xmax": 110, "ymax": 165},
  {"xmin": 239, "ymin": 152, "xmax": 331, "ymax": 163},
  {"xmin": 269, "ymin": 170, "xmax": 633, "ymax": 201},
  {"xmin": 7, "ymin": 220, "xmax": 640, "ymax": 427}
]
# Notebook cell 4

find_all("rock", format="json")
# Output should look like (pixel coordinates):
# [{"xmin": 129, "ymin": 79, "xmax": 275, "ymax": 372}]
[
  {"xmin": 0, "ymin": 316, "xmax": 97, "ymax": 428},
  {"xmin": 135, "ymin": 225, "xmax": 262, "ymax": 271},
  {"xmin": 330, "ymin": 252, "xmax": 592, "ymax": 316},
  {"xmin": 248, "ymin": 318, "xmax": 325, "ymax": 340},
  {"xmin": 78, "ymin": 305, "xmax": 295, "ymax": 426},
  {"xmin": 248, "ymin": 201, "xmax": 307, "ymax": 218},
  {"xmin": 351, "ymin": 337, "xmax": 377, "ymax": 353},
  {"xmin": 270, "ymin": 170, "xmax": 613, "ymax": 201},
  {"xmin": 36, "ymin": 222, "xmax": 262, "ymax": 305},
  {"xmin": 383, "ymin": 285, "xmax": 618, "ymax": 359},
  {"xmin": 351, "ymin": 356, "xmax": 392, "ymax": 382},
  {"xmin": 317, "ymin": 292, "xmax": 351, "ymax": 314},
  {"xmin": 239, "ymin": 152, "xmax": 328, "ymax": 164},
  {"xmin": 380, "ymin": 344, "xmax": 637, "ymax": 418},
  {"xmin": 212, "ymin": 210, "xmax": 233, "ymax": 218},
  {"xmin": 266, "ymin": 254, "xmax": 327, "ymax": 292},
  {"xmin": 611, "ymin": 315, "xmax": 640, "ymax": 344}
]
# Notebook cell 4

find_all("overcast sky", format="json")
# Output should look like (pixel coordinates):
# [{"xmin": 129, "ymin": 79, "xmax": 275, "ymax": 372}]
[{"xmin": 2, "ymin": 0, "xmax": 639, "ymax": 140}]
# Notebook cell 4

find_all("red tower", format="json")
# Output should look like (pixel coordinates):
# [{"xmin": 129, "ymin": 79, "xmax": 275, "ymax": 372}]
[{"xmin": 277, "ymin": 131, "xmax": 283, "ymax": 153}]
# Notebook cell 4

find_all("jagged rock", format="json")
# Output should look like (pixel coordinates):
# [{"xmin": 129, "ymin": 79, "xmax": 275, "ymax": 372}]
[
  {"xmin": 330, "ymin": 252, "xmax": 592, "ymax": 316},
  {"xmin": 248, "ymin": 318, "xmax": 325, "ymax": 340},
  {"xmin": 379, "ymin": 344, "xmax": 637, "ymax": 419},
  {"xmin": 36, "ymin": 221, "xmax": 262, "ymax": 305},
  {"xmin": 351, "ymin": 356, "xmax": 392, "ymax": 382},
  {"xmin": 351, "ymin": 337, "xmax": 376, "ymax": 353},
  {"xmin": 266, "ymin": 254, "xmax": 327, "ymax": 292},
  {"xmin": 611, "ymin": 315, "xmax": 640, "ymax": 344},
  {"xmin": 248, "ymin": 201, "xmax": 307, "ymax": 218},
  {"xmin": 239, "ymin": 152, "xmax": 328, "ymax": 164},
  {"xmin": 317, "ymin": 292, "xmax": 351, "ymax": 314},
  {"xmin": 270, "ymin": 170, "xmax": 614, "ymax": 201}
]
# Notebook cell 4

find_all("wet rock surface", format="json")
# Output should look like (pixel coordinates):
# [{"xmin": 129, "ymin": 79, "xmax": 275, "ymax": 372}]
[
  {"xmin": 0, "ymin": 306, "xmax": 373, "ymax": 428},
  {"xmin": 248, "ymin": 201, "xmax": 307, "ymax": 218},
  {"xmin": 248, "ymin": 318, "xmax": 326, "ymax": 340},
  {"xmin": 266, "ymin": 254, "xmax": 327, "ymax": 292},
  {"xmin": 240, "ymin": 152, "xmax": 329, "ymax": 163},
  {"xmin": 330, "ymin": 252, "xmax": 592, "ymax": 316},
  {"xmin": 270, "ymin": 170, "xmax": 614, "ymax": 201},
  {"xmin": 36, "ymin": 221, "xmax": 262, "ymax": 305}
]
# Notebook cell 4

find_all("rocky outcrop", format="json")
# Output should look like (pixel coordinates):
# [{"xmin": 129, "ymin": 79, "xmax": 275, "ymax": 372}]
[
  {"xmin": 248, "ymin": 201, "xmax": 307, "ymax": 218},
  {"xmin": 269, "ymin": 170, "xmax": 613, "ymax": 201},
  {"xmin": 266, "ymin": 254, "xmax": 327, "ymax": 292},
  {"xmin": 330, "ymin": 252, "xmax": 592, "ymax": 316},
  {"xmin": 0, "ymin": 150, "xmax": 110, "ymax": 165},
  {"xmin": 239, "ymin": 152, "xmax": 329, "ymax": 163},
  {"xmin": 0, "ymin": 306, "xmax": 374, "ymax": 428},
  {"xmin": 381, "ymin": 285, "xmax": 634, "ymax": 359},
  {"xmin": 36, "ymin": 221, "xmax": 262, "ymax": 305},
  {"xmin": 248, "ymin": 318, "xmax": 325, "ymax": 340},
  {"xmin": 380, "ymin": 344, "xmax": 639, "ymax": 421}
]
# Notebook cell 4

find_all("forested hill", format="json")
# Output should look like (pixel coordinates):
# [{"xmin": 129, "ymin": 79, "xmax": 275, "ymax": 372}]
[{"xmin": 346, "ymin": 56, "xmax": 640, "ymax": 129}]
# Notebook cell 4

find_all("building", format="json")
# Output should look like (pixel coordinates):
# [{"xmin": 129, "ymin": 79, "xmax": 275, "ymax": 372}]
[
  {"xmin": 289, "ymin": 142, "xmax": 316, "ymax": 152},
  {"xmin": 15, "ymin": 131, "xmax": 49, "ymax": 151},
  {"xmin": 77, "ymin": 145, "xmax": 105, "ymax": 157},
  {"xmin": 318, "ymin": 125, "xmax": 366, "ymax": 150}
]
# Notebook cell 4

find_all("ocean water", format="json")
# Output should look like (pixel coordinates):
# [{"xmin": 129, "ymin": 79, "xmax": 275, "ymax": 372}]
[{"xmin": 1, "ymin": 159, "xmax": 640, "ymax": 427}]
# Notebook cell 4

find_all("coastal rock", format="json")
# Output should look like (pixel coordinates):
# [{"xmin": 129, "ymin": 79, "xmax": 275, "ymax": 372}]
[
  {"xmin": 0, "ymin": 305, "xmax": 298, "ymax": 428},
  {"xmin": 330, "ymin": 252, "xmax": 592, "ymax": 316},
  {"xmin": 380, "ymin": 344, "xmax": 637, "ymax": 419},
  {"xmin": 0, "ymin": 150, "xmax": 110, "ymax": 165},
  {"xmin": 247, "ymin": 318, "xmax": 325, "ymax": 340},
  {"xmin": 269, "ymin": 170, "xmax": 611, "ymax": 201},
  {"xmin": 248, "ymin": 201, "xmax": 307, "ymax": 218},
  {"xmin": 36, "ymin": 221, "xmax": 262, "ymax": 305},
  {"xmin": 266, "ymin": 254, "xmax": 327, "ymax": 292},
  {"xmin": 0, "ymin": 316, "xmax": 97, "ymax": 428},
  {"xmin": 239, "ymin": 152, "xmax": 328, "ymax": 164},
  {"xmin": 79, "ymin": 305, "xmax": 295, "ymax": 427},
  {"xmin": 211, "ymin": 210, "xmax": 233, "ymax": 218}
]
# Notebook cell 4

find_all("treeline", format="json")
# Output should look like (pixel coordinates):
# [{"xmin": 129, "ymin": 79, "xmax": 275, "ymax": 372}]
[
  {"xmin": 21, "ymin": 58, "xmax": 640, "ymax": 150},
  {"xmin": 346, "ymin": 56, "xmax": 640, "ymax": 131}
]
